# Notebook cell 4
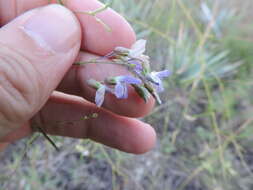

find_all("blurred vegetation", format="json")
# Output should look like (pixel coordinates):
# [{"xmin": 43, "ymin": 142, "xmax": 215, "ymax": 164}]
[{"xmin": 1, "ymin": 0, "xmax": 253, "ymax": 189}]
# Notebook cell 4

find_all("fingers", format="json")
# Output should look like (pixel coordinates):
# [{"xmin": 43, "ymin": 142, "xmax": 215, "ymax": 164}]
[
  {"xmin": 0, "ymin": 0, "xmax": 47, "ymax": 25},
  {"xmin": 58, "ymin": 52, "xmax": 155, "ymax": 117},
  {"xmin": 2, "ymin": 92, "xmax": 156, "ymax": 154},
  {"xmin": 0, "ymin": 5, "xmax": 81, "ymax": 138},
  {"xmin": 32, "ymin": 92, "xmax": 156, "ymax": 154},
  {"xmin": 0, "ymin": 0, "xmax": 136, "ymax": 55},
  {"xmin": 64, "ymin": 0, "xmax": 136, "ymax": 55}
]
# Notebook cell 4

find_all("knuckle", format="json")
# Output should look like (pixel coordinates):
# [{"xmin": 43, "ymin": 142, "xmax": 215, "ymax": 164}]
[{"xmin": 0, "ymin": 44, "xmax": 43, "ymax": 124}]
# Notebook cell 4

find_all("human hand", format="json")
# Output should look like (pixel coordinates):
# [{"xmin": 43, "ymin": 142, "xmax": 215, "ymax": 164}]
[{"xmin": 0, "ymin": 0, "xmax": 156, "ymax": 154}]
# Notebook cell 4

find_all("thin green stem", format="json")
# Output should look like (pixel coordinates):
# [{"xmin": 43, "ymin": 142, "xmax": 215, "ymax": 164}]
[
  {"xmin": 203, "ymin": 78, "xmax": 226, "ymax": 179},
  {"xmin": 37, "ymin": 126, "xmax": 59, "ymax": 151},
  {"xmin": 75, "ymin": 3, "xmax": 110, "ymax": 16},
  {"xmin": 74, "ymin": 60, "xmax": 127, "ymax": 66},
  {"xmin": 74, "ymin": 3, "xmax": 111, "ymax": 32},
  {"xmin": 91, "ymin": 3, "xmax": 110, "ymax": 16}
]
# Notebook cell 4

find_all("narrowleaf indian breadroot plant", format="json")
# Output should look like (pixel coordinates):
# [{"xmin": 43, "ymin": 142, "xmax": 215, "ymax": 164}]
[
  {"xmin": 76, "ymin": 39, "xmax": 170, "ymax": 106},
  {"xmin": 35, "ymin": 2, "xmax": 170, "ymax": 150},
  {"xmin": 55, "ymin": 1, "xmax": 170, "ymax": 106}
]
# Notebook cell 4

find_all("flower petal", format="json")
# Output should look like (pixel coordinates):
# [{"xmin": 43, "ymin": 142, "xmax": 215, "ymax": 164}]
[
  {"xmin": 156, "ymin": 82, "xmax": 165, "ymax": 92},
  {"xmin": 105, "ymin": 86, "xmax": 114, "ymax": 94},
  {"xmin": 115, "ymin": 83, "xmax": 125, "ymax": 98},
  {"xmin": 95, "ymin": 86, "xmax": 106, "ymax": 107},
  {"xmin": 119, "ymin": 76, "xmax": 142, "ymax": 85},
  {"xmin": 114, "ymin": 46, "xmax": 130, "ymax": 54},
  {"xmin": 147, "ymin": 73, "xmax": 161, "ymax": 85},
  {"xmin": 123, "ymin": 84, "xmax": 128, "ymax": 99},
  {"xmin": 128, "ymin": 60, "xmax": 143, "ymax": 74},
  {"xmin": 154, "ymin": 70, "xmax": 171, "ymax": 79},
  {"xmin": 129, "ymin": 39, "xmax": 146, "ymax": 58}
]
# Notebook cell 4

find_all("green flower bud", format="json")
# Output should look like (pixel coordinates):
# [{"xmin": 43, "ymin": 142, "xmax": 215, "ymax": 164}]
[
  {"xmin": 87, "ymin": 79, "xmax": 102, "ymax": 89},
  {"xmin": 132, "ymin": 84, "xmax": 151, "ymax": 103}
]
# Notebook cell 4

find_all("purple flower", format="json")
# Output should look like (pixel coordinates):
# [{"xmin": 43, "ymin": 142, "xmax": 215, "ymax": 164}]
[
  {"xmin": 146, "ymin": 70, "xmax": 171, "ymax": 92},
  {"xmin": 114, "ymin": 76, "xmax": 142, "ymax": 99},
  {"xmin": 87, "ymin": 79, "xmax": 113, "ymax": 107},
  {"xmin": 127, "ymin": 55, "xmax": 150, "ymax": 75},
  {"xmin": 94, "ymin": 85, "xmax": 114, "ymax": 107},
  {"xmin": 127, "ymin": 59, "xmax": 143, "ymax": 74}
]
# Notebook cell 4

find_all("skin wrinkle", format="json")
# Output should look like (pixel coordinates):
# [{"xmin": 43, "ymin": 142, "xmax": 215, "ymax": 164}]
[
  {"xmin": 0, "ymin": 86, "xmax": 29, "ymax": 141},
  {"xmin": 0, "ymin": 70, "xmax": 31, "ymax": 131},
  {"xmin": 0, "ymin": 84, "xmax": 26, "ymax": 138},
  {"xmin": 0, "ymin": 41, "xmax": 39, "ymax": 83},
  {"xmin": 0, "ymin": 85, "xmax": 18, "ymax": 124},
  {"xmin": 0, "ymin": 55, "xmax": 34, "ymax": 105},
  {"xmin": 0, "ymin": 45, "xmax": 40, "ymax": 111},
  {"xmin": 2, "ymin": 43, "xmax": 46, "ymax": 108},
  {"xmin": 0, "ymin": 74, "xmax": 31, "ymax": 131},
  {"xmin": 0, "ymin": 55, "xmax": 27, "ymax": 103},
  {"xmin": 0, "ymin": 57, "xmax": 32, "ymax": 116}
]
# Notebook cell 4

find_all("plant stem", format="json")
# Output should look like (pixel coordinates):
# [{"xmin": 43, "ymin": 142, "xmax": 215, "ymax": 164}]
[
  {"xmin": 37, "ymin": 126, "xmax": 60, "ymax": 151},
  {"xmin": 74, "ymin": 3, "xmax": 110, "ymax": 16},
  {"xmin": 74, "ymin": 3, "xmax": 111, "ymax": 32},
  {"xmin": 74, "ymin": 61, "xmax": 127, "ymax": 66}
]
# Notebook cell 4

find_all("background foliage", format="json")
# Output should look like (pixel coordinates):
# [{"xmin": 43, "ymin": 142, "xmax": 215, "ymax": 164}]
[{"xmin": 1, "ymin": 0, "xmax": 253, "ymax": 189}]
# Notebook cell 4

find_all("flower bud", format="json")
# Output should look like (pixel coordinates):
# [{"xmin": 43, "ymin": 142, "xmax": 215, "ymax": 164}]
[
  {"xmin": 144, "ymin": 83, "xmax": 162, "ymax": 104},
  {"xmin": 132, "ymin": 84, "xmax": 151, "ymax": 103},
  {"xmin": 114, "ymin": 47, "xmax": 130, "ymax": 54},
  {"xmin": 87, "ymin": 79, "xmax": 102, "ymax": 89},
  {"xmin": 105, "ymin": 77, "xmax": 117, "ymax": 85}
]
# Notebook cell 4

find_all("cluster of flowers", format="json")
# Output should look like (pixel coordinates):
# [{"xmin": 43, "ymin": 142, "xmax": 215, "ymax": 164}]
[{"xmin": 86, "ymin": 39, "xmax": 170, "ymax": 107}]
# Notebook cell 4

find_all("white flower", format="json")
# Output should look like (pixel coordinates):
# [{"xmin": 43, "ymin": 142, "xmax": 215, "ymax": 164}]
[
  {"xmin": 129, "ymin": 39, "xmax": 146, "ymax": 58},
  {"xmin": 114, "ymin": 39, "xmax": 147, "ymax": 58}
]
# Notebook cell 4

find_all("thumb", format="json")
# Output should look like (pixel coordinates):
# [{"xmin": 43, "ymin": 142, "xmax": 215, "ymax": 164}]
[{"xmin": 0, "ymin": 4, "xmax": 81, "ymax": 139}]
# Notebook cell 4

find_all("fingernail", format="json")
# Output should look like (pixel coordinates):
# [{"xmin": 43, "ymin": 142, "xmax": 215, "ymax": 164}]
[{"xmin": 22, "ymin": 5, "xmax": 80, "ymax": 53}]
